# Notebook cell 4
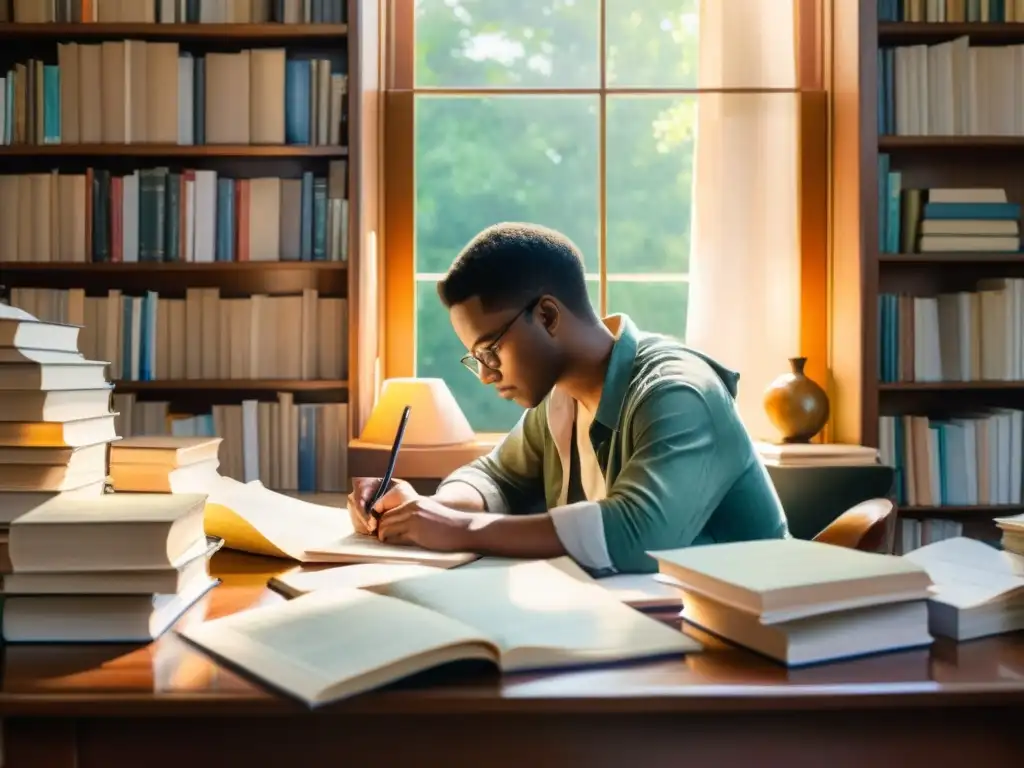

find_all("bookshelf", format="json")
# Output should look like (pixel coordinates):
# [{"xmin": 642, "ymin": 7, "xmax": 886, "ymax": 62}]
[
  {"xmin": 0, "ymin": 0, "xmax": 372, "ymax": 495},
  {"xmin": 832, "ymin": 2, "xmax": 1024, "ymax": 551}
]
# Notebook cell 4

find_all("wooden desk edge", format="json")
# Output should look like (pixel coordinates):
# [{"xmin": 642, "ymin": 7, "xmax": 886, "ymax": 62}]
[{"xmin": 2, "ymin": 683, "xmax": 1023, "ymax": 718}]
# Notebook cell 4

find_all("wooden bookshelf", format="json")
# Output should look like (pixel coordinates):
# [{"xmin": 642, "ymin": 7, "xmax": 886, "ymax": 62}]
[
  {"xmin": 0, "ymin": 3, "xmax": 376, "ymax": 493},
  {"xmin": 878, "ymin": 21, "xmax": 1024, "ymax": 44},
  {"xmin": 113, "ymin": 379, "xmax": 349, "ymax": 393},
  {"xmin": 0, "ymin": 145, "xmax": 348, "ymax": 157},
  {"xmin": 0, "ymin": 261, "xmax": 348, "ymax": 294},
  {"xmin": 879, "ymin": 252, "xmax": 1024, "ymax": 263},
  {"xmin": 0, "ymin": 23, "xmax": 348, "ymax": 39},
  {"xmin": 901, "ymin": 505, "xmax": 1022, "ymax": 516},
  {"xmin": 879, "ymin": 381, "xmax": 1024, "ymax": 392},
  {"xmin": 879, "ymin": 136, "xmax": 1024, "ymax": 148},
  {"xmin": 832, "ymin": 6, "xmax": 1024, "ymax": 545}
]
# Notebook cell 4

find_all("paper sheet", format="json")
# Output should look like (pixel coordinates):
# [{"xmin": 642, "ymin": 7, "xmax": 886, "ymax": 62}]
[
  {"xmin": 203, "ymin": 477, "xmax": 351, "ymax": 560},
  {"xmin": 204, "ymin": 477, "xmax": 476, "ymax": 566},
  {"xmin": 904, "ymin": 536, "xmax": 1024, "ymax": 608}
]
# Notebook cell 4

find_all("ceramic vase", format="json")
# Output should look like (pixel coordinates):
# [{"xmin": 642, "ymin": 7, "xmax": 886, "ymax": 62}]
[{"xmin": 762, "ymin": 356, "xmax": 830, "ymax": 443}]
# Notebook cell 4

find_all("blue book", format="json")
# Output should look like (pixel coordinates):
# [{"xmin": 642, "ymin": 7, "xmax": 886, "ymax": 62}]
[
  {"xmin": 285, "ymin": 59, "xmax": 311, "ymax": 145},
  {"xmin": 141, "ymin": 291, "xmax": 158, "ymax": 381},
  {"xmin": 888, "ymin": 294, "xmax": 899, "ymax": 382},
  {"xmin": 936, "ymin": 423, "xmax": 948, "ymax": 505},
  {"xmin": 215, "ymin": 178, "xmax": 236, "ymax": 262},
  {"xmin": 193, "ymin": 56, "xmax": 205, "ymax": 145},
  {"xmin": 298, "ymin": 406, "xmax": 318, "ymax": 492},
  {"xmin": 893, "ymin": 418, "xmax": 905, "ymax": 505},
  {"xmin": 878, "ymin": 154, "xmax": 890, "ymax": 252},
  {"xmin": 884, "ymin": 48, "xmax": 895, "ymax": 135},
  {"xmin": 121, "ymin": 296, "xmax": 133, "ymax": 382},
  {"xmin": 923, "ymin": 202, "xmax": 1022, "ymax": 220},
  {"xmin": 300, "ymin": 172, "xmax": 314, "ymax": 261},
  {"xmin": 312, "ymin": 177, "xmax": 327, "ymax": 260},
  {"xmin": 885, "ymin": 170, "xmax": 901, "ymax": 253},
  {"xmin": 43, "ymin": 65, "xmax": 60, "ymax": 144},
  {"xmin": 877, "ymin": 49, "xmax": 885, "ymax": 137}
]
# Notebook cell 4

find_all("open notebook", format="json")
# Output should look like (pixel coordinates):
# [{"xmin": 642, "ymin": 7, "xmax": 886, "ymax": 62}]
[
  {"xmin": 203, "ymin": 476, "xmax": 477, "ymax": 567},
  {"xmin": 180, "ymin": 559, "xmax": 700, "ymax": 707}
]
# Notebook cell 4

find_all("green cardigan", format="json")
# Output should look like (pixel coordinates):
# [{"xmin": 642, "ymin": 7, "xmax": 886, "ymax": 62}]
[{"xmin": 439, "ymin": 314, "xmax": 789, "ymax": 574}]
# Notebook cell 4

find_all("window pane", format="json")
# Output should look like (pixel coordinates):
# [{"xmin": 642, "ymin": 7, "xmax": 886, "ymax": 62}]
[
  {"xmin": 414, "ymin": 94, "xmax": 599, "ymax": 431},
  {"xmin": 415, "ymin": 280, "xmax": 524, "ymax": 433},
  {"xmin": 415, "ymin": 0, "xmax": 600, "ymax": 88},
  {"xmin": 606, "ymin": 95, "xmax": 694, "ymax": 274},
  {"xmin": 415, "ymin": 95, "xmax": 600, "ymax": 274},
  {"xmin": 605, "ymin": 0, "xmax": 698, "ymax": 88},
  {"xmin": 608, "ymin": 280, "xmax": 688, "ymax": 339}
]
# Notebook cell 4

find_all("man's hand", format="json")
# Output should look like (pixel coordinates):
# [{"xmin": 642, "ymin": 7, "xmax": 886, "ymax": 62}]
[
  {"xmin": 376, "ymin": 497, "xmax": 474, "ymax": 552},
  {"xmin": 347, "ymin": 477, "xmax": 419, "ymax": 534}
]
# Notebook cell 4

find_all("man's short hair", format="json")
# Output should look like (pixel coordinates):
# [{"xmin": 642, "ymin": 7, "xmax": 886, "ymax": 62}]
[{"xmin": 437, "ymin": 223, "xmax": 593, "ymax": 316}]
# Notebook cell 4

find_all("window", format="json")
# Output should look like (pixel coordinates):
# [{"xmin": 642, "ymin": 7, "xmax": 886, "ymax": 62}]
[{"xmin": 386, "ymin": 0, "xmax": 819, "ymax": 434}]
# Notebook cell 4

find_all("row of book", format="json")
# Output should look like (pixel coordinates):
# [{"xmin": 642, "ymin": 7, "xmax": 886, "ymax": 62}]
[
  {"xmin": 8, "ymin": 287, "xmax": 348, "ymax": 382},
  {"xmin": 878, "ymin": 0, "xmax": 1024, "ymax": 23},
  {"xmin": 878, "ymin": 161, "xmax": 1022, "ymax": 254},
  {"xmin": 0, "ymin": 162, "xmax": 348, "ymax": 263},
  {"xmin": 1, "ymin": 44, "xmax": 345, "ymax": 147},
  {"xmin": 897, "ymin": 517, "xmax": 965, "ymax": 554},
  {"xmin": 879, "ymin": 411, "xmax": 1024, "ymax": 508},
  {"xmin": 111, "ymin": 392, "xmax": 349, "ymax": 493},
  {"xmin": 878, "ymin": 280, "xmax": 1024, "ymax": 383},
  {"xmin": 879, "ymin": 37, "xmax": 1024, "ymax": 137},
  {"xmin": 3, "ymin": 0, "xmax": 347, "ymax": 26}
]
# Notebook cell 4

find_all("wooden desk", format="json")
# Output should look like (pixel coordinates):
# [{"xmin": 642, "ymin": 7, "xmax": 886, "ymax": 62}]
[{"xmin": 2, "ymin": 550, "xmax": 1022, "ymax": 768}]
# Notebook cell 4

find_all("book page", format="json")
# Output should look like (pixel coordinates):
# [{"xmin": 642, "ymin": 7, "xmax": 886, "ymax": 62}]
[
  {"xmin": 270, "ymin": 562, "xmax": 442, "ymax": 597},
  {"xmin": 304, "ymin": 532, "xmax": 479, "ymax": 568},
  {"xmin": 904, "ymin": 537, "xmax": 1024, "ymax": 608},
  {"xmin": 204, "ymin": 477, "xmax": 351, "ymax": 560},
  {"xmin": 179, "ymin": 587, "xmax": 497, "ymax": 706},
  {"xmin": 465, "ymin": 556, "xmax": 680, "ymax": 608},
  {"xmin": 996, "ymin": 512, "xmax": 1024, "ymax": 532},
  {"xmin": 205, "ymin": 477, "xmax": 478, "ymax": 566},
  {"xmin": 375, "ymin": 560, "xmax": 700, "ymax": 672}
]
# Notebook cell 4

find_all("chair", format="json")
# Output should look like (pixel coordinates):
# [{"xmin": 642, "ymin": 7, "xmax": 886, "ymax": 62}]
[
  {"xmin": 766, "ymin": 463, "xmax": 896, "ymax": 540},
  {"xmin": 811, "ymin": 498, "xmax": 898, "ymax": 554}
]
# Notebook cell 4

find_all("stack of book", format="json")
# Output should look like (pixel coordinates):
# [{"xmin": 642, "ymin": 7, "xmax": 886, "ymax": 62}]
[
  {"xmin": 0, "ymin": 303, "xmax": 116, "ymax": 579},
  {"xmin": 997, "ymin": 514, "xmax": 1024, "ymax": 556},
  {"xmin": 0, "ymin": 303, "xmax": 218, "ymax": 642},
  {"xmin": 917, "ymin": 188, "xmax": 1021, "ymax": 253},
  {"xmin": 649, "ymin": 539, "xmax": 934, "ymax": 666},
  {"xmin": 108, "ymin": 436, "xmax": 223, "ymax": 494},
  {"xmin": 755, "ymin": 442, "xmax": 880, "ymax": 467},
  {"xmin": 4, "ymin": 492, "xmax": 219, "ymax": 643}
]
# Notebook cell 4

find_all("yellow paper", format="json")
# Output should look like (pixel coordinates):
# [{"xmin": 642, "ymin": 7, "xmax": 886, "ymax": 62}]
[{"xmin": 204, "ymin": 502, "xmax": 289, "ymax": 559}]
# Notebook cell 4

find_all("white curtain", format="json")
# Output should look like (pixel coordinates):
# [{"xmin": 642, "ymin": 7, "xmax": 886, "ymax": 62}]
[{"xmin": 685, "ymin": 0, "xmax": 803, "ymax": 442}]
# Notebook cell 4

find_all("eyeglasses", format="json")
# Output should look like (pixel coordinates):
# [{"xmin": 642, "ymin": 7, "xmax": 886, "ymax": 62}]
[{"xmin": 460, "ymin": 299, "xmax": 540, "ymax": 376}]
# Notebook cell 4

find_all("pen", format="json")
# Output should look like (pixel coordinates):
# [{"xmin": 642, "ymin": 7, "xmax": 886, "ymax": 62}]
[{"xmin": 365, "ymin": 404, "xmax": 411, "ymax": 528}]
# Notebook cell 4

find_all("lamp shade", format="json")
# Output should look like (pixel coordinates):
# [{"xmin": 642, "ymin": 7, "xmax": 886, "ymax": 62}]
[{"xmin": 359, "ymin": 378, "xmax": 475, "ymax": 447}]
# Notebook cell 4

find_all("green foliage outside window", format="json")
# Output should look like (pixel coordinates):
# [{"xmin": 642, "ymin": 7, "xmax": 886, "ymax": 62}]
[{"xmin": 413, "ymin": 0, "xmax": 699, "ymax": 432}]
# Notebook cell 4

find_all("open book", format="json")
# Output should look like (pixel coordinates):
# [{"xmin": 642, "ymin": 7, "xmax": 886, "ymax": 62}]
[
  {"xmin": 180, "ymin": 559, "xmax": 700, "ymax": 707},
  {"xmin": 203, "ymin": 476, "xmax": 477, "ymax": 567},
  {"xmin": 903, "ymin": 536, "xmax": 1024, "ymax": 640}
]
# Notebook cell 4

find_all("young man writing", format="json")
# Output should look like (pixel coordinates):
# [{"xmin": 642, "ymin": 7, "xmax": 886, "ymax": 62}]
[{"xmin": 348, "ymin": 223, "xmax": 789, "ymax": 574}]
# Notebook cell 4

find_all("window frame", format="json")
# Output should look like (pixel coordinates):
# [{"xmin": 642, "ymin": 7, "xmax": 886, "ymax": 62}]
[{"xmin": 379, "ymin": 0, "xmax": 827, "ymax": 434}]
